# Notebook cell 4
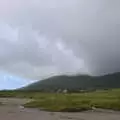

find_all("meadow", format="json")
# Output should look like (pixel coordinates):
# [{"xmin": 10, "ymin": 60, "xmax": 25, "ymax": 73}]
[{"xmin": 0, "ymin": 89, "xmax": 120, "ymax": 112}]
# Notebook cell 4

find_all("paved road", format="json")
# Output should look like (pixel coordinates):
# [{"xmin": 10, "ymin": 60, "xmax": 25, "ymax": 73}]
[{"xmin": 0, "ymin": 98, "xmax": 120, "ymax": 120}]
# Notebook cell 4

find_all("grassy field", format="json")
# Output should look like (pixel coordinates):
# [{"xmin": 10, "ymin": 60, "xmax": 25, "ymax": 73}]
[{"xmin": 0, "ymin": 89, "xmax": 120, "ymax": 112}]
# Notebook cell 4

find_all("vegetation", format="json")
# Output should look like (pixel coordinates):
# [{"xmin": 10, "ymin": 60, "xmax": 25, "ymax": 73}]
[
  {"xmin": 21, "ymin": 72, "xmax": 120, "ymax": 91},
  {"xmin": 1, "ymin": 89, "xmax": 120, "ymax": 112},
  {"xmin": 23, "ymin": 89, "xmax": 120, "ymax": 111}
]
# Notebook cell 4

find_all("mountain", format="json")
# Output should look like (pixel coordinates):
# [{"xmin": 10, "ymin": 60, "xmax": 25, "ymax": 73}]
[{"xmin": 21, "ymin": 72, "xmax": 120, "ymax": 91}]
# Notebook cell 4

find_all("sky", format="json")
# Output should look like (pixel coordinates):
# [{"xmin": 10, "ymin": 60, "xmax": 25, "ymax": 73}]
[
  {"xmin": 0, "ymin": 0, "xmax": 120, "ymax": 89},
  {"xmin": 0, "ymin": 72, "xmax": 34, "ymax": 90}
]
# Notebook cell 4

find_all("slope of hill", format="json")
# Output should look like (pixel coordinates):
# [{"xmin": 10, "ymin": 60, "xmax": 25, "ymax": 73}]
[{"xmin": 21, "ymin": 72, "xmax": 120, "ymax": 91}]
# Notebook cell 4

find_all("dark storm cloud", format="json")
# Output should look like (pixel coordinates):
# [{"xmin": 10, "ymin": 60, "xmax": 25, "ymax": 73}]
[{"xmin": 0, "ymin": 0, "xmax": 120, "ymax": 79}]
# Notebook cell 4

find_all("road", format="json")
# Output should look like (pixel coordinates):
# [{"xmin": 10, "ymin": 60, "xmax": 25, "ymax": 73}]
[{"xmin": 0, "ymin": 98, "xmax": 120, "ymax": 120}]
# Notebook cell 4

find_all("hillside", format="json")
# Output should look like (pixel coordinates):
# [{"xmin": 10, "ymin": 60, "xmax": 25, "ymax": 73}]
[{"xmin": 21, "ymin": 72, "xmax": 120, "ymax": 91}]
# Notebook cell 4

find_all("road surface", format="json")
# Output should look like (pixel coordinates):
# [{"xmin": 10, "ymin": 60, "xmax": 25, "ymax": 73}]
[{"xmin": 0, "ymin": 98, "xmax": 120, "ymax": 120}]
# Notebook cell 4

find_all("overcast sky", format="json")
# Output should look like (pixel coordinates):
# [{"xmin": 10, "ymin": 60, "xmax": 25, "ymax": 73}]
[{"xmin": 0, "ymin": 0, "xmax": 120, "ymax": 80}]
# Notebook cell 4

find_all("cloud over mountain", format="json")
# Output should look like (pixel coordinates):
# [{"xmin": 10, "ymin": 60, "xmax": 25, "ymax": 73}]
[{"xmin": 0, "ymin": 0, "xmax": 120, "ymax": 79}]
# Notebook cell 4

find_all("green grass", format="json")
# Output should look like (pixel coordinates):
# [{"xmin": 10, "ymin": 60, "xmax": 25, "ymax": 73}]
[{"xmin": 1, "ymin": 89, "xmax": 120, "ymax": 112}]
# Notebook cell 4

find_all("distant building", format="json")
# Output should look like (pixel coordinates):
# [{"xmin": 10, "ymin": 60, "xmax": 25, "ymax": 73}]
[
  {"xmin": 63, "ymin": 89, "xmax": 68, "ymax": 94},
  {"xmin": 57, "ymin": 89, "xmax": 62, "ymax": 93}
]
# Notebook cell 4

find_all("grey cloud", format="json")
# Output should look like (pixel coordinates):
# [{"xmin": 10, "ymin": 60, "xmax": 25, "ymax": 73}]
[
  {"xmin": 0, "ymin": 0, "xmax": 120, "ymax": 79},
  {"xmin": 0, "ymin": 22, "xmax": 85, "ymax": 79}
]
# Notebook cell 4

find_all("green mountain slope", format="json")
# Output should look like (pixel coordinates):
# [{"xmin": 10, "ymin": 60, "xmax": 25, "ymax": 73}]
[{"xmin": 21, "ymin": 72, "xmax": 120, "ymax": 91}]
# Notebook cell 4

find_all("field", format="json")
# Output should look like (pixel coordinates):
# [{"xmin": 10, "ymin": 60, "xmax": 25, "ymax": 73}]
[{"xmin": 0, "ymin": 89, "xmax": 120, "ymax": 112}]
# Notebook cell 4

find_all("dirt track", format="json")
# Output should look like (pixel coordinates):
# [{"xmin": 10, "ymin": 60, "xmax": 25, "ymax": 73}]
[{"xmin": 0, "ymin": 98, "xmax": 120, "ymax": 120}]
